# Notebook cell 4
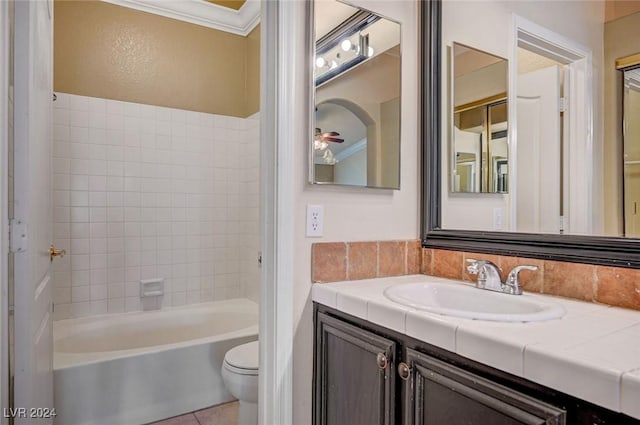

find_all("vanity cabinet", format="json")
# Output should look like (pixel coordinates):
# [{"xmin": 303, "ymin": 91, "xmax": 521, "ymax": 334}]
[
  {"xmin": 313, "ymin": 304, "xmax": 640, "ymax": 425},
  {"xmin": 404, "ymin": 348, "xmax": 565, "ymax": 424},
  {"xmin": 314, "ymin": 312, "xmax": 396, "ymax": 425}
]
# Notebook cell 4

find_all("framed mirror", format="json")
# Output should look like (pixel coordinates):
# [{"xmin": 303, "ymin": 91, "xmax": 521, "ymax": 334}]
[
  {"xmin": 311, "ymin": 1, "xmax": 401, "ymax": 189},
  {"xmin": 421, "ymin": 0, "xmax": 640, "ymax": 268}
]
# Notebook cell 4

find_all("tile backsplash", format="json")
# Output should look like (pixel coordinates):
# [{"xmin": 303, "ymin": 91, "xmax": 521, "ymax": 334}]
[
  {"xmin": 312, "ymin": 240, "xmax": 640, "ymax": 312},
  {"xmin": 52, "ymin": 93, "xmax": 260, "ymax": 319},
  {"xmin": 311, "ymin": 240, "xmax": 421, "ymax": 283}
]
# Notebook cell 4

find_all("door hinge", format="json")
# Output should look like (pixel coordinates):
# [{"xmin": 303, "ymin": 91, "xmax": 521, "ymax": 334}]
[
  {"xmin": 559, "ymin": 97, "xmax": 567, "ymax": 113},
  {"xmin": 9, "ymin": 219, "xmax": 27, "ymax": 253}
]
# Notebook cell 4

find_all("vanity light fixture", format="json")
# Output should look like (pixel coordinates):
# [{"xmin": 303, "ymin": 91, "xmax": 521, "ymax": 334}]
[
  {"xmin": 340, "ymin": 38, "xmax": 360, "ymax": 53},
  {"xmin": 315, "ymin": 10, "xmax": 380, "ymax": 86}
]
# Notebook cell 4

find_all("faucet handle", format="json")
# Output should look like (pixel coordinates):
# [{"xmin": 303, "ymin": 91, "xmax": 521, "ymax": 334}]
[
  {"xmin": 506, "ymin": 265, "xmax": 538, "ymax": 295},
  {"xmin": 465, "ymin": 258, "xmax": 484, "ymax": 274},
  {"xmin": 466, "ymin": 258, "xmax": 501, "ymax": 274},
  {"xmin": 508, "ymin": 265, "xmax": 538, "ymax": 278}
]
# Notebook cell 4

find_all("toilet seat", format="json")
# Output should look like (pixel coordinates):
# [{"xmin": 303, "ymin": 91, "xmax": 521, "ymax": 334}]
[
  {"xmin": 223, "ymin": 341, "xmax": 259, "ymax": 376},
  {"xmin": 223, "ymin": 361, "xmax": 258, "ymax": 376}
]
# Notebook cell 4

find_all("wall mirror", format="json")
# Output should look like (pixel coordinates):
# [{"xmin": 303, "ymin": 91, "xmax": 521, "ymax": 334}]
[
  {"xmin": 622, "ymin": 66, "xmax": 640, "ymax": 237},
  {"xmin": 421, "ymin": 0, "xmax": 640, "ymax": 267},
  {"xmin": 311, "ymin": 0, "xmax": 401, "ymax": 189},
  {"xmin": 451, "ymin": 42, "xmax": 508, "ymax": 193}
]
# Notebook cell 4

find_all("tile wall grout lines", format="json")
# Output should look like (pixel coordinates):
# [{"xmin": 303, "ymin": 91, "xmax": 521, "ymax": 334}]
[
  {"xmin": 345, "ymin": 242, "xmax": 351, "ymax": 281},
  {"xmin": 376, "ymin": 241, "xmax": 380, "ymax": 277}
]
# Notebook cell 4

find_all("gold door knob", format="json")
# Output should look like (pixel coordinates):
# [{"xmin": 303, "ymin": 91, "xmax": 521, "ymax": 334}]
[{"xmin": 49, "ymin": 244, "xmax": 66, "ymax": 261}]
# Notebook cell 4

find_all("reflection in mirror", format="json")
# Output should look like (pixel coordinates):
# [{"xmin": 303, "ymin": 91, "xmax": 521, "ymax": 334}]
[
  {"xmin": 623, "ymin": 67, "xmax": 640, "ymax": 237},
  {"xmin": 312, "ymin": 1, "xmax": 401, "ymax": 189},
  {"xmin": 437, "ymin": 1, "xmax": 640, "ymax": 238},
  {"xmin": 451, "ymin": 43, "xmax": 509, "ymax": 193},
  {"xmin": 451, "ymin": 43, "xmax": 508, "ymax": 193}
]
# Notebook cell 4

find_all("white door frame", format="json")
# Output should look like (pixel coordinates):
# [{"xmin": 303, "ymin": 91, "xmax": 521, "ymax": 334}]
[
  {"xmin": 258, "ymin": 0, "xmax": 297, "ymax": 423},
  {"xmin": 510, "ymin": 15, "xmax": 593, "ymax": 234},
  {"xmin": 0, "ymin": 0, "xmax": 11, "ymax": 421},
  {"xmin": 0, "ymin": 1, "xmax": 296, "ymax": 423}
]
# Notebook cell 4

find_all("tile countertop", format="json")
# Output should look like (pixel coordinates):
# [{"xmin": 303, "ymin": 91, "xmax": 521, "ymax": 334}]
[{"xmin": 311, "ymin": 274, "xmax": 640, "ymax": 420}]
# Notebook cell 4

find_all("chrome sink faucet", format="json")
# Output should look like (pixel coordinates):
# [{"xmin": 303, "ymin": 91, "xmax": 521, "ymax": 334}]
[{"xmin": 466, "ymin": 259, "xmax": 538, "ymax": 295}]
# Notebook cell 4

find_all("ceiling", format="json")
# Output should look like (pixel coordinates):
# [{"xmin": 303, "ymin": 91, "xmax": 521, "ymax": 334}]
[{"xmin": 315, "ymin": 0, "xmax": 359, "ymax": 40}]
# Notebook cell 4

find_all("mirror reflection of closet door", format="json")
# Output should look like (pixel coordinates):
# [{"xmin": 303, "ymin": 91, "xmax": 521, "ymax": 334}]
[{"xmin": 624, "ymin": 69, "xmax": 640, "ymax": 237}]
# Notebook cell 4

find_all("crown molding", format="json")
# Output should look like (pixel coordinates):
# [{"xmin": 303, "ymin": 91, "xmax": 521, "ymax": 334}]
[
  {"xmin": 335, "ymin": 138, "xmax": 366, "ymax": 162},
  {"xmin": 100, "ymin": 0, "xmax": 260, "ymax": 36}
]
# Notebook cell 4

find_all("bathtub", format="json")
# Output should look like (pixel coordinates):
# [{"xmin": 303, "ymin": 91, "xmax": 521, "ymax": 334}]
[{"xmin": 53, "ymin": 298, "xmax": 258, "ymax": 425}]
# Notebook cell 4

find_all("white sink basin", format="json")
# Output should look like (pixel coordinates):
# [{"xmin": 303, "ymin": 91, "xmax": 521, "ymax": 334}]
[{"xmin": 383, "ymin": 280, "xmax": 565, "ymax": 322}]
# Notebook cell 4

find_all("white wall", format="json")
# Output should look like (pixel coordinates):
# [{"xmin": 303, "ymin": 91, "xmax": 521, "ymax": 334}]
[
  {"xmin": 334, "ymin": 148, "xmax": 366, "ymax": 186},
  {"xmin": 51, "ymin": 93, "xmax": 260, "ymax": 319},
  {"xmin": 441, "ymin": 0, "xmax": 604, "ymax": 232},
  {"xmin": 291, "ymin": 1, "xmax": 419, "ymax": 423}
]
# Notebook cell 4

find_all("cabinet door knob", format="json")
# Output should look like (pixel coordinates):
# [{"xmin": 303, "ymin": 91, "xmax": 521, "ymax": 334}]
[
  {"xmin": 376, "ymin": 352, "xmax": 388, "ymax": 369},
  {"xmin": 398, "ymin": 362, "xmax": 411, "ymax": 380}
]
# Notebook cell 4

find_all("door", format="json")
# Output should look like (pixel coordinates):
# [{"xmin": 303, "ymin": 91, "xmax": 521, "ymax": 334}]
[
  {"xmin": 314, "ymin": 312, "xmax": 396, "ymax": 425},
  {"xmin": 516, "ymin": 65, "xmax": 561, "ymax": 233},
  {"xmin": 403, "ymin": 349, "xmax": 566, "ymax": 425},
  {"xmin": 12, "ymin": 0, "xmax": 55, "ymax": 422}
]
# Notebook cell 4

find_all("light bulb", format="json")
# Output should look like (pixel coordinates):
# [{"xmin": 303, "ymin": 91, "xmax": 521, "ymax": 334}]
[
  {"xmin": 315, "ymin": 57, "xmax": 326, "ymax": 68},
  {"xmin": 341, "ymin": 39, "xmax": 352, "ymax": 52},
  {"xmin": 367, "ymin": 46, "xmax": 374, "ymax": 57}
]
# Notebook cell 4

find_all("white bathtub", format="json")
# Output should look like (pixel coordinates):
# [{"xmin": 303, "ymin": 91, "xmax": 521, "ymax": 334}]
[{"xmin": 53, "ymin": 298, "xmax": 258, "ymax": 425}]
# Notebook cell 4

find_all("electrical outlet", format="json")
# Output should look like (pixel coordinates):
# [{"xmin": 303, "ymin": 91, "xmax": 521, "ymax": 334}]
[{"xmin": 306, "ymin": 205, "xmax": 324, "ymax": 237}]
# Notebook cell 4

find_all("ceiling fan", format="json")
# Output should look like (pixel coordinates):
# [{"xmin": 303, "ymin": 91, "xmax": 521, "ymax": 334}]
[
  {"xmin": 313, "ymin": 127, "xmax": 342, "ymax": 165},
  {"xmin": 315, "ymin": 128, "xmax": 344, "ymax": 144}
]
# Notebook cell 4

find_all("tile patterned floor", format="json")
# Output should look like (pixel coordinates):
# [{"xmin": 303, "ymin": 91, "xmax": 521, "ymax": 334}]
[{"xmin": 147, "ymin": 401, "xmax": 238, "ymax": 425}]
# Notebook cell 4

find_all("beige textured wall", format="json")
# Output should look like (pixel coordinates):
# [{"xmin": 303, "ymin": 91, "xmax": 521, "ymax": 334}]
[
  {"xmin": 208, "ymin": 0, "xmax": 246, "ymax": 11},
  {"xmin": 605, "ymin": 0, "xmax": 640, "ymax": 22},
  {"xmin": 603, "ymin": 12, "xmax": 640, "ymax": 236},
  {"xmin": 54, "ymin": 0, "xmax": 259, "ymax": 117},
  {"xmin": 245, "ymin": 25, "xmax": 261, "ymax": 116}
]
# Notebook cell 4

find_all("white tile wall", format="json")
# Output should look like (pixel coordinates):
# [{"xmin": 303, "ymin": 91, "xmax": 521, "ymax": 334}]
[{"xmin": 52, "ymin": 93, "xmax": 260, "ymax": 319}]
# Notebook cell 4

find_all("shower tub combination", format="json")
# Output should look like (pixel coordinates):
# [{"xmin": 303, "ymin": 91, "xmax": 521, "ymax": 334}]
[{"xmin": 53, "ymin": 298, "xmax": 258, "ymax": 425}]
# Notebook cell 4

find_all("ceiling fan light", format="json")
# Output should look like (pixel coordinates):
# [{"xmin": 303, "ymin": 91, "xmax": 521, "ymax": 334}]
[{"xmin": 314, "ymin": 139, "xmax": 328, "ymax": 151}]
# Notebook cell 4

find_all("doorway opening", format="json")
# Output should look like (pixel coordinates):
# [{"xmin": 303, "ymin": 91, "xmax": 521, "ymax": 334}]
[{"xmin": 511, "ymin": 16, "xmax": 593, "ymax": 235}]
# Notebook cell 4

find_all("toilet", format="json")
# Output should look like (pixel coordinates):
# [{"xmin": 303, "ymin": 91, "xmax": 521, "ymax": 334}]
[{"xmin": 221, "ymin": 340, "xmax": 259, "ymax": 425}]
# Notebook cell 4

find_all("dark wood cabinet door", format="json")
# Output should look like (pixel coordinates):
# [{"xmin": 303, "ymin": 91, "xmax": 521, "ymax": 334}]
[
  {"xmin": 404, "ymin": 348, "xmax": 566, "ymax": 425},
  {"xmin": 314, "ymin": 312, "xmax": 396, "ymax": 425}
]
